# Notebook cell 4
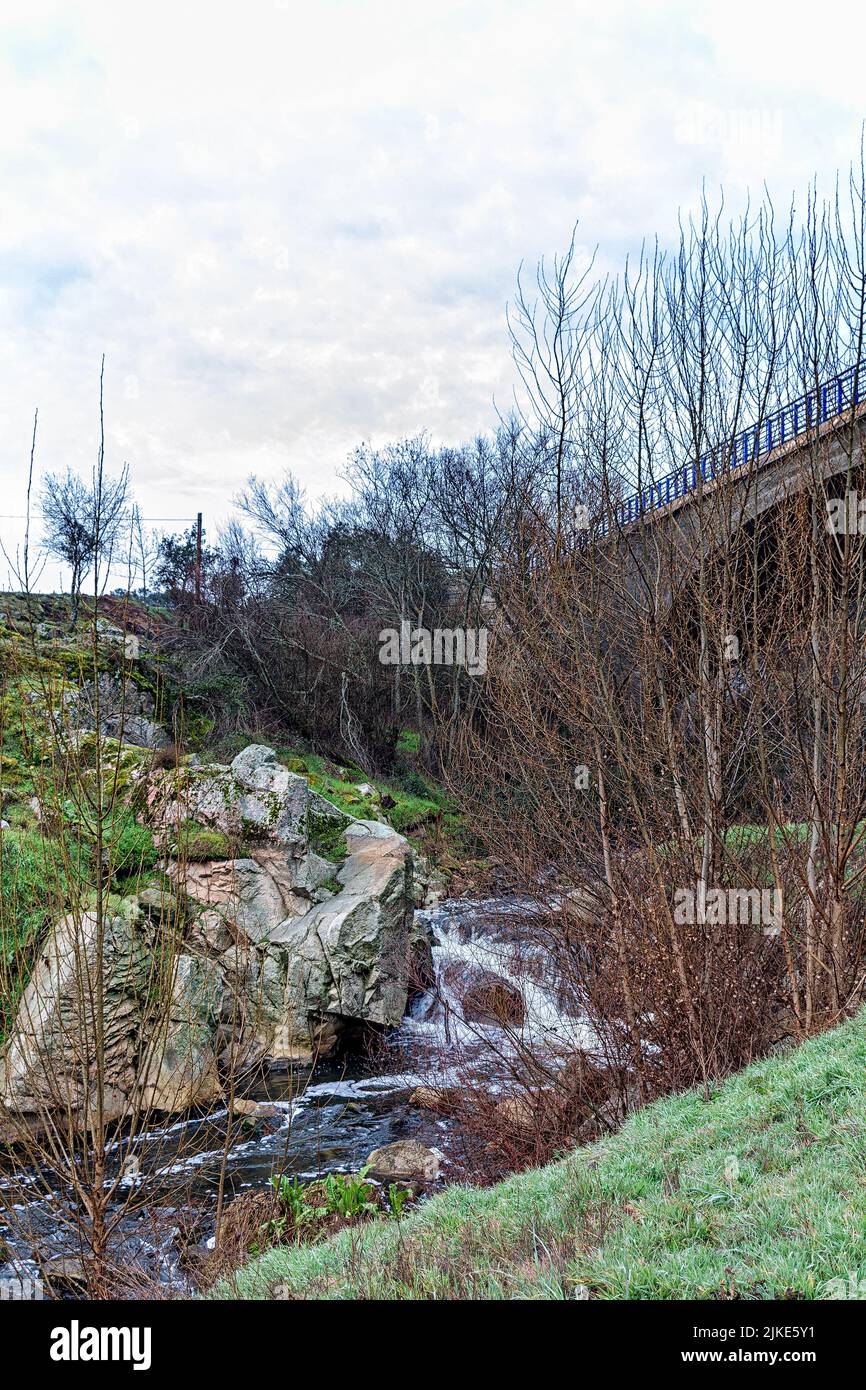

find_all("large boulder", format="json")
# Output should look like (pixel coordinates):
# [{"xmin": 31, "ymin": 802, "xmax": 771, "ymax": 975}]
[
  {"xmin": 0, "ymin": 747, "xmax": 432, "ymax": 1129},
  {"xmin": 280, "ymin": 820, "xmax": 418, "ymax": 1022},
  {"xmin": 146, "ymin": 745, "xmax": 315, "ymax": 850},
  {"xmin": 365, "ymin": 1139, "xmax": 441, "ymax": 1183},
  {"xmin": 0, "ymin": 906, "xmax": 224, "ymax": 1137},
  {"xmin": 237, "ymin": 819, "xmax": 431, "ymax": 1063},
  {"xmin": 0, "ymin": 905, "xmax": 151, "ymax": 1133}
]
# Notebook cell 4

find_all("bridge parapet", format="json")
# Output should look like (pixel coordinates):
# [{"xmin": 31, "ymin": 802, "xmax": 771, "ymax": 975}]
[{"xmin": 600, "ymin": 364, "xmax": 864, "ymax": 535}]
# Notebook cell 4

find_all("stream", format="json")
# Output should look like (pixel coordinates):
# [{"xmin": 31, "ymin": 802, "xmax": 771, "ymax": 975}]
[{"xmin": 0, "ymin": 895, "xmax": 593, "ymax": 1295}]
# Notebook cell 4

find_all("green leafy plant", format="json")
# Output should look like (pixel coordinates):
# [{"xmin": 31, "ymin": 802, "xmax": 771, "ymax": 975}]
[
  {"xmin": 262, "ymin": 1166, "xmax": 380, "ymax": 1250},
  {"xmin": 387, "ymin": 1183, "xmax": 411, "ymax": 1219},
  {"xmin": 320, "ymin": 1165, "xmax": 378, "ymax": 1220},
  {"xmin": 271, "ymin": 1173, "xmax": 315, "ymax": 1224},
  {"xmin": 256, "ymin": 1175, "xmax": 317, "ymax": 1249}
]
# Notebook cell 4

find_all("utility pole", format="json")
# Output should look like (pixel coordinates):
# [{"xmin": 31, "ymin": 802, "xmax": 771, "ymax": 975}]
[{"xmin": 195, "ymin": 512, "xmax": 203, "ymax": 603}]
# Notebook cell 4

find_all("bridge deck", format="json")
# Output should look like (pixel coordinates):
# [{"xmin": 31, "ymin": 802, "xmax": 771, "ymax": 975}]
[{"xmin": 603, "ymin": 365, "xmax": 866, "ymax": 536}]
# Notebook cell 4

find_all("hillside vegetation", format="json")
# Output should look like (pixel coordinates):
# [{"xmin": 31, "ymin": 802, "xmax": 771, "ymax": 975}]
[
  {"xmin": 0, "ymin": 594, "xmax": 469, "ymax": 1044},
  {"xmin": 220, "ymin": 1010, "xmax": 866, "ymax": 1300}
]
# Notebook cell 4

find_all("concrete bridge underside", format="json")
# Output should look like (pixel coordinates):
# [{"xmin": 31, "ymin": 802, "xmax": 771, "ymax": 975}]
[{"xmin": 608, "ymin": 403, "xmax": 866, "ymax": 611}]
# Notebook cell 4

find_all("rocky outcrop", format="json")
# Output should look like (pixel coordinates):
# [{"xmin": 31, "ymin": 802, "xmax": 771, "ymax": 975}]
[
  {"xmin": 0, "ymin": 905, "xmax": 151, "ymax": 1132},
  {"xmin": 0, "ymin": 746, "xmax": 433, "ymax": 1135},
  {"xmin": 169, "ymin": 815, "xmax": 427, "ymax": 1065},
  {"xmin": 61, "ymin": 673, "xmax": 170, "ymax": 750},
  {"xmin": 146, "ymin": 751, "xmax": 431, "ymax": 1062},
  {"xmin": 146, "ymin": 745, "xmax": 316, "ymax": 849}
]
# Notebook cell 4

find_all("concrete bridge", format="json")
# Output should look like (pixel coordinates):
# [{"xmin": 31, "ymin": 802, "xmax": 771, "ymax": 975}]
[
  {"xmin": 587, "ymin": 365, "xmax": 866, "ymax": 600},
  {"xmin": 605, "ymin": 365, "xmax": 863, "ymax": 531}
]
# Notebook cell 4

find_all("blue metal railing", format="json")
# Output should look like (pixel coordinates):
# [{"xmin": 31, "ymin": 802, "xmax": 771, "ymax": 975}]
[{"xmin": 601, "ymin": 363, "xmax": 862, "ymax": 534}]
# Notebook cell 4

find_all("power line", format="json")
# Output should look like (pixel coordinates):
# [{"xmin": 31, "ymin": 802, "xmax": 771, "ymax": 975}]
[{"xmin": 0, "ymin": 514, "xmax": 200, "ymax": 522}]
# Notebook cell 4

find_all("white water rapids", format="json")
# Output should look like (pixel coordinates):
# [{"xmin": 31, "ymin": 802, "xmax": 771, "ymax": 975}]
[{"xmin": 0, "ymin": 895, "xmax": 593, "ymax": 1293}]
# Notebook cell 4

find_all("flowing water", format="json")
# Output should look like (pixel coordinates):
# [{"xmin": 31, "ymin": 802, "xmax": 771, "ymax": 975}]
[{"xmin": 0, "ymin": 895, "xmax": 592, "ymax": 1294}]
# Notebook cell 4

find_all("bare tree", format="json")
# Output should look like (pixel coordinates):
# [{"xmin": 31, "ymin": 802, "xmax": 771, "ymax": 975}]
[
  {"xmin": 443, "ymin": 161, "xmax": 866, "ymax": 1155},
  {"xmin": 41, "ymin": 464, "xmax": 130, "ymax": 624}
]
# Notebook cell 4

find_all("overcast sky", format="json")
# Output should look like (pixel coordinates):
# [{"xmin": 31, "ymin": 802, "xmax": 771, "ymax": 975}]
[{"xmin": 1, "ymin": 0, "xmax": 866, "ymax": 588}]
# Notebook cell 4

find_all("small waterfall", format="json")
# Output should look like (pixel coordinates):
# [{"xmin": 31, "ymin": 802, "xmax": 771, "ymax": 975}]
[
  {"xmin": 403, "ymin": 896, "xmax": 597, "ymax": 1068},
  {"xmin": 0, "ymin": 894, "xmax": 592, "ymax": 1292}
]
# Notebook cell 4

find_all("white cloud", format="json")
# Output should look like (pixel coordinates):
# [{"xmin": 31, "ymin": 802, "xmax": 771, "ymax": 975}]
[{"xmin": 0, "ymin": 0, "xmax": 864, "ymax": 587}]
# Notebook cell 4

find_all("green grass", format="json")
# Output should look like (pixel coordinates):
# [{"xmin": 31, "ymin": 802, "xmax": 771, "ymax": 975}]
[
  {"xmin": 0, "ymin": 827, "xmax": 91, "ymax": 957},
  {"xmin": 277, "ymin": 745, "xmax": 458, "ymax": 844},
  {"xmin": 279, "ymin": 749, "xmax": 378, "ymax": 818},
  {"xmin": 170, "ymin": 820, "xmax": 234, "ymax": 862},
  {"xmin": 217, "ymin": 1011, "xmax": 866, "ymax": 1300},
  {"xmin": 0, "ymin": 826, "xmax": 95, "ymax": 1039},
  {"xmin": 197, "ymin": 734, "xmax": 469, "ymax": 863},
  {"xmin": 396, "ymin": 728, "xmax": 421, "ymax": 755},
  {"xmin": 722, "ymin": 823, "xmax": 811, "ymax": 852}
]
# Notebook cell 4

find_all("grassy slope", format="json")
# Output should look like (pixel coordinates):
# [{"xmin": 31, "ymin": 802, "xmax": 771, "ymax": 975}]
[
  {"xmin": 278, "ymin": 746, "xmax": 447, "ymax": 837},
  {"xmin": 220, "ymin": 1011, "xmax": 866, "ymax": 1300}
]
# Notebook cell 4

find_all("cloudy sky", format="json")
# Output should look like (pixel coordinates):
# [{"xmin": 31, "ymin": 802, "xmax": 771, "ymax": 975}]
[{"xmin": 1, "ymin": 0, "xmax": 865, "ymax": 587}]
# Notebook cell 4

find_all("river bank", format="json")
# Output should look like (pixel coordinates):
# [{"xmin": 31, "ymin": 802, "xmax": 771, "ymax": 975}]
[
  {"xmin": 0, "ymin": 891, "xmax": 588, "ymax": 1295},
  {"xmin": 219, "ymin": 1009, "xmax": 866, "ymax": 1301}
]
